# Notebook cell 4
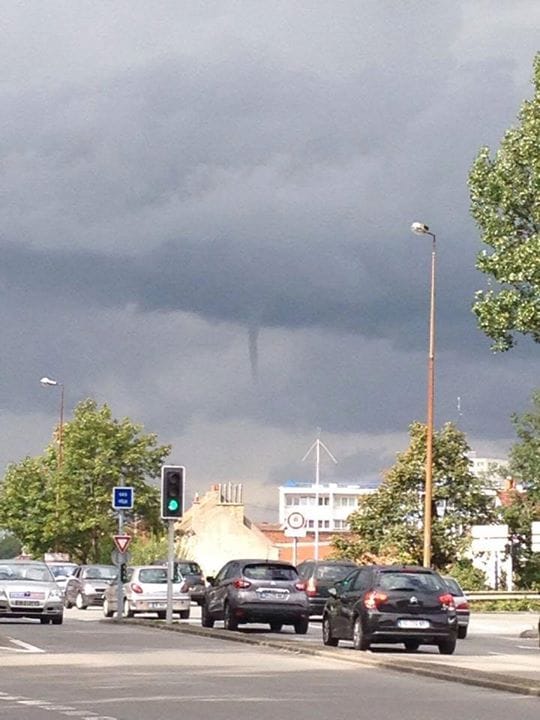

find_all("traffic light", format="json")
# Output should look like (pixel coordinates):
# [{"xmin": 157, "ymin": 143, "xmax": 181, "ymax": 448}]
[
  {"xmin": 161, "ymin": 465, "xmax": 185, "ymax": 520},
  {"xmin": 120, "ymin": 562, "xmax": 128, "ymax": 583}
]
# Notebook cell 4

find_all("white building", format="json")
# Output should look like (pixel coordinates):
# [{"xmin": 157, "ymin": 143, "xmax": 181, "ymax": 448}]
[
  {"xmin": 278, "ymin": 481, "xmax": 376, "ymax": 532},
  {"xmin": 468, "ymin": 452, "xmax": 510, "ymax": 491}
]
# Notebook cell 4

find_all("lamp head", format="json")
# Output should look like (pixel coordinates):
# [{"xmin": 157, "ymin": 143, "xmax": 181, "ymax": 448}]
[
  {"xmin": 411, "ymin": 222, "xmax": 430, "ymax": 235},
  {"xmin": 40, "ymin": 377, "xmax": 58, "ymax": 387}
]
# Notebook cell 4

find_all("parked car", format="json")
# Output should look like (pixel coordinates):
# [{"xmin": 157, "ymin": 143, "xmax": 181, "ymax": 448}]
[
  {"xmin": 443, "ymin": 576, "xmax": 470, "ymax": 639},
  {"xmin": 201, "ymin": 559, "xmax": 309, "ymax": 633},
  {"xmin": 175, "ymin": 560, "xmax": 206, "ymax": 605},
  {"xmin": 102, "ymin": 565, "xmax": 190, "ymax": 619},
  {"xmin": 64, "ymin": 564, "xmax": 117, "ymax": 609},
  {"xmin": 46, "ymin": 562, "xmax": 78, "ymax": 593},
  {"xmin": 322, "ymin": 564, "xmax": 458, "ymax": 654},
  {"xmin": 0, "ymin": 559, "xmax": 64, "ymax": 624},
  {"xmin": 297, "ymin": 559, "xmax": 358, "ymax": 616}
]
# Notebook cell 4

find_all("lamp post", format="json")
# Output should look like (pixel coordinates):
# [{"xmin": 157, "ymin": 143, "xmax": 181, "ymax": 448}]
[
  {"xmin": 40, "ymin": 377, "xmax": 65, "ymax": 469},
  {"xmin": 411, "ymin": 222, "xmax": 436, "ymax": 568}
]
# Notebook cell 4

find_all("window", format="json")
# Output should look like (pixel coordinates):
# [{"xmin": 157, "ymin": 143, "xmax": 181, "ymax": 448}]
[
  {"xmin": 318, "ymin": 496, "xmax": 329, "ymax": 506},
  {"xmin": 334, "ymin": 520, "xmax": 350, "ymax": 530},
  {"xmin": 307, "ymin": 520, "xmax": 314, "ymax": 528},
  {"xmin": 243, "ymin": 564, "xmax": 298, "ymax": 581}
]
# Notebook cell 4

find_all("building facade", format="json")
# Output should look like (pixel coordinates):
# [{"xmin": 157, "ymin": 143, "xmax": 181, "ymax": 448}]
[{"xmin": 278, "ymin": 481, "xmax": 376, "ymax": 532}]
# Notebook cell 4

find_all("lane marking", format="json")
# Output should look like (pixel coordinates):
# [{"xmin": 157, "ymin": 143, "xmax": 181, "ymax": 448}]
[{"xmin": 7, "ymin": 637, "xmax": 46, "ymax": 653}]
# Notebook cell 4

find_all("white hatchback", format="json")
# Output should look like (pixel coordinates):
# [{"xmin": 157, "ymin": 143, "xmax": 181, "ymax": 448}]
[{"xmin": 103, "ymin": 565, "xmax": 190, "ymax": 619}]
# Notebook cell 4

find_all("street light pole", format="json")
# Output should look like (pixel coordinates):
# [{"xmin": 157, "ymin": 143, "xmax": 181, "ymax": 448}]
[
  {"xmin": 40, "ymin": 377, "xmax": 65, "ymax": 469},
  {"xmin": 411, "ymin": 223, "xmax": 436, "ymax": 568}
]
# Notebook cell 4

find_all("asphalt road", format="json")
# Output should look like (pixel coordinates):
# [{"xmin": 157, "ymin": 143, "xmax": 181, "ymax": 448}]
[{"xmin": 0, "ymin": 610, "xmax": 539, "ymax": 720}]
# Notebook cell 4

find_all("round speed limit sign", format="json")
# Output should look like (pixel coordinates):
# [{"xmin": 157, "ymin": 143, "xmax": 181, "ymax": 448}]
[{"xmin": 286, "ymin": 511, "xmax": 306, "ymax": 531}]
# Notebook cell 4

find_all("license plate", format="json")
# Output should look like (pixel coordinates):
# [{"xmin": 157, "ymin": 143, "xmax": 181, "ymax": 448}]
[
  {"xmin": 149, "ymin": 602, "xmax": 166, "ymax": 609},
  {"xmin": 398, "ymin": 619, "xmax": 430, "ymax": 629},
  {"xmin": 11, "ymin": 600, "xmax": 41, "ymax": 607},
  {"xmin": 258, "ymin": 589, "xmax": 289, "ymax": 600}
]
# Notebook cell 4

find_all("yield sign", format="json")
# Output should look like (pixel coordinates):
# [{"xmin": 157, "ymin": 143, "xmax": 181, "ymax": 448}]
[{"xmin": 113, "ymin": 534, "xmax": 131, "ymax": 553}]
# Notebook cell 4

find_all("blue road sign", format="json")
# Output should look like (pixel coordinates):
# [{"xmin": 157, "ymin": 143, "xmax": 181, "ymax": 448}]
[{"xmin": 112, "ymin": 486, "xmax": 134, "ymax": 510}]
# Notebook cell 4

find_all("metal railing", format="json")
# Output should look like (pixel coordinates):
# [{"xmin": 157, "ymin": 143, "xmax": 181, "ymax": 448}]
[{"xmin": 466, "ymin": 590, "xmax": 540, "ymax": 601}]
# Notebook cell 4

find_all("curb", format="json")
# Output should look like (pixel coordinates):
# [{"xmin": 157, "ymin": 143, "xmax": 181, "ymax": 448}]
[{"xmin": 106, "ymin": 618, "xmax": 540, "ymax": 697}]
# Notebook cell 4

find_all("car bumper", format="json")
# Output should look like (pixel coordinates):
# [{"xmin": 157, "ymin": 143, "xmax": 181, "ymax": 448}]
[
  {"xmin": 365, "ymin": 611, "xmax": 457, "ymax": 642},
  {"xmin": 307, "ymin": 597, "xmax": 328, "ymax": 615},
  {"xmin": 129, "ymin": 597, "xmax": 190, "ymax": 612},
  {"xmin": 232, "ymin": 602, "xmax": 309, "ymax": 624},
  {"xmin": 0, "ymin": 600, "xmax": 64, "ymax": 618}
]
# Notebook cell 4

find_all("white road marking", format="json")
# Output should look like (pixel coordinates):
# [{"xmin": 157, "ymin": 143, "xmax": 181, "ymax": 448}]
[{"xmin": 7, "ymin": 637, "xmax": 46, "ymax": 653}]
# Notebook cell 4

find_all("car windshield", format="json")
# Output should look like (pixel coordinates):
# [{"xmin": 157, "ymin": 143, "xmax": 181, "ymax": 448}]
[
  {"xmin": 378, "ymin": 571, "xmax": 446, "ymax": 592},
  {"xmin": 49, "ymin": 564, "xmax": 77, "ymax": 578},
  {"xmin": 243, "ymin": 564, "xmax": 297, "ymax": 581},
  {"xmin": 176, "ymin": 562, "xmax": 201, "ymax": 575},
  {"xmin": 315, "ymin": 564, "xmax": 355, "ymax": 581},
  {"xmin": 0, "ymin": 563, "xmax": 54, "ymax": 582},
  {"xmin": 83, "ymin": 566, "xmax": 117, "ymax": 580}
]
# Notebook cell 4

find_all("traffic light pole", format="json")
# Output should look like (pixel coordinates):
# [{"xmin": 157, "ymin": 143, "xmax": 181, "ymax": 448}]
[
  {"xmin": 115, "ymin": 509, "xmax": 125, "ymax": 623},
  {"xmin": 166, "ymin": 519, "xmax": 174, "ymax": 625}
]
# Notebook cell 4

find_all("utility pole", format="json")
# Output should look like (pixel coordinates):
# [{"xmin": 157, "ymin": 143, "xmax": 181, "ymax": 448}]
[{"xmin": 302, "ymin": 431, "xmax": 337, "ymax": 561}]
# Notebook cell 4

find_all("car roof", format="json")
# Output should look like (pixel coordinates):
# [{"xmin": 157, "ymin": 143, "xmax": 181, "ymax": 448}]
[{"xmin": 235, "ymin": 559, "xmax": 296, "ymax": 567}]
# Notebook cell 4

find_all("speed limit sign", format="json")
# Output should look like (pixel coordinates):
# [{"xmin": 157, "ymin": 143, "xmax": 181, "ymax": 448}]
[{"xmin": 285, "ymin": 511, "xmax": 307, "ymax": 537}]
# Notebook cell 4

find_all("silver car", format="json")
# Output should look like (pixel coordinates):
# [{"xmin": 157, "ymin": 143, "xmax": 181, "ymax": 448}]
[
  {"xmin": 102, "ymin": 565, "xmax": 191, "ymax": 619},
  {"xmin": 0, "ymin": 559, "xmax": 64, "ymax": 624},
  {"xmin": 444, "ymin": 576, "xmax": 470, "ymax": 639}
]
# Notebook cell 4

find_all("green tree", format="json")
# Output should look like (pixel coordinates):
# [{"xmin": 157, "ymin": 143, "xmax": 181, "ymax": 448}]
[
  {"xmin": 468, "ymin": 52, "xmax": 540, "ymax": 351},
  {"xmin": 0, "ymin": 400, "xmax": 170, "ymax": 563},
  {"xmin": 332, "ymin": 422, "xmax": 496, "ymax": 569},
  {"xmin": 0, "ymin": 531, "xmax": 22, "ymax": 559},
  {"xmin": 501, "ymin": 390, "xmax": 540, "ymax": 588}
]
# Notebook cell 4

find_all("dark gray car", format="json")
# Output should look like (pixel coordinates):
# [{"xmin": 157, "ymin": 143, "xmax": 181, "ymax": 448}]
[
  {"xmin": 201, "ymin": 559, "xmax": 309, "ymax": 633},
  {"xmin": 297, "ymin": 559, "xmax": 358, "ymax": 615}
]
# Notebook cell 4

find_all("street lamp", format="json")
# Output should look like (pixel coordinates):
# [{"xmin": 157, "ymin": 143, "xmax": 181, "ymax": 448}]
[
  {"xmin": 40, "ymin": 377, "xmax": 65, "ymax": 469},
  {"xmin": 411, "ymin": 222, "xmax": 436, "ymax": 568}
]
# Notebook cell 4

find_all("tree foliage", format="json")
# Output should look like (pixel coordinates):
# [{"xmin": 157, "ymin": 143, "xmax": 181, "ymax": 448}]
[
  {"xmin": 332, "ymin": 422, "xmax": 495, "ymax": 569},
  {"xmin": 468, "ymin": 52, "xmax": 540, "ymax": 351},
  {"xmin": 0, "ymin": 400, "xmax": 170, "ymax": 563},
  {"xmin": 501, "ymin": 390, "xmax": 540, "ymax": 588}
]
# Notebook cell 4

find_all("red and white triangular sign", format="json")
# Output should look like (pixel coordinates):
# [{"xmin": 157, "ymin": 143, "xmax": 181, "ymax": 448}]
[{"xmin": 113, "ymin": 534, "xmax": 131, "ymax": 553}]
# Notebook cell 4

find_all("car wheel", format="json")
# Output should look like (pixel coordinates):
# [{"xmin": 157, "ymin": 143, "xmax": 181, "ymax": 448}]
[
  {"xmin": 201, "ymin": 603, "xmax": 215, "ymax": 628},
  {"xmin": 64, "ymin": 594, "xmax": 73, "ymax": 609},
  {"xmin": 457, "ymin": 625, "xmax": 468, "ymax": 640},
  {"xmin": 438, "ymin": 636, "xmax": 457, "ymax": 655},
  {"xmin": 294, "ymin": 617, "xmax": 309, "ymax": 635},
  {"xmin": 123, "ymin": 599, "xmax": 134, "ymax": 618},
  {"xmin": 223, "ymin": 603, "xmax": 238, "ymax": 631},
  {"xmin": 404, "ymin": 640, "xmax": 420, "ymax": 651},
  {"xmin": 179, "ymin": 609, "xmax": 190, "ymax": 619},
  {"xmin": 322, "ymin": 615, "xmax": 339, "ymax": 647},
  {"xmin": 39, "ymin": 616, "xmax": 51, "ymax": 624},
  {"xmin": 51, "ymin": 614, "xmax": 63, "ymax": 625},
  {"xmin": 157, "ymin": 611, "xmax": 166, "ymax": 620},
  {"xmin": 352, "ymin": 616, "xmax": 370, "ymax": 651},
  {"xmin": 103, "ymin": 599, "xmax": 114, "ymax": 618},
  {"xmin": 269, "ymin": 622, "xmax": 283, "ymax": 633},
  {"xmin": 75, "ymin": 592, "xmax": 88, "ymax": 610}
]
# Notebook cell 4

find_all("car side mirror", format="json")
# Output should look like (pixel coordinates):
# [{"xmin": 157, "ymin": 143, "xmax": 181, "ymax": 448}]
[
  {"xmin": 328, "ymin": 587, "xmax": 337, "ymax": 597},
  {"xmin": 206, "ymin": 576, "xmax": 215, "ymax": 586}
]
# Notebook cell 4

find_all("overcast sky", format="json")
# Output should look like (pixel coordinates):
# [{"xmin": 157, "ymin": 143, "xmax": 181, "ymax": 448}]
[{"xmin": 1, "ymin": 1, "xmax": 539, "ymax": 520}]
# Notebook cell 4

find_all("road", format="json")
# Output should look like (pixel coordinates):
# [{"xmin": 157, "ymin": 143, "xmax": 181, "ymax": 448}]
[{"xmin": 0, "ymin": 610, "xmax": 538, "ymax": 720}]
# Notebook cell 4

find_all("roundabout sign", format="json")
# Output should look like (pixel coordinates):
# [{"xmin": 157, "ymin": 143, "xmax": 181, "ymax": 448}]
[{"xmin": 285, "ymin": 511, "xmax": 307, "ymax": 537}]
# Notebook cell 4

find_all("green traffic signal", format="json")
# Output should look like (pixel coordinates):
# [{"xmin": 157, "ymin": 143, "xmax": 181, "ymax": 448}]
[{"xmin": 167, "ymin": 498, "xmax": 179, "ymax": 512}]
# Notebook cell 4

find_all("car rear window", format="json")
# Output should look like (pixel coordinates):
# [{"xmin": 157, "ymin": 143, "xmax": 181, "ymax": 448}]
[
  {"xmin": 243, "ymin": 564, "xmax": 298, "ymax": 581},
  {"xmin": 315, "ymin": 564, "xmax": 355, "ymax": 581},
  {"xmin": 378, "ymin": 571, "xmax": 446, "ymax": 592},
  {"xmin": 444, "ymin": 577, "xmax": 462, "ymax": 595},
  {"xmin": 177, "ymin": 562, "xmax": 202, "ymax": 575},
  {"xmin": 139, "ymin": 568, "xmax": 168, "ymax": 584}
]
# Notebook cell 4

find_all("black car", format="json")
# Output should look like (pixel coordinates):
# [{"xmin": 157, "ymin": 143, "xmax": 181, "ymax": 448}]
[
  {"xmin": 201, "ymin": 559, "xmax": 310, "ymax": 633},
  {"xmin": 176, "ymin": 560, "xmax": 206, "ymax": 605},
  {"xmin": 296, "ymin": 559, "xmax": 358, "ymax": 615},
  {"xmin": 322, "ymin": 564, "xmax": 458, "ymax": 654}
]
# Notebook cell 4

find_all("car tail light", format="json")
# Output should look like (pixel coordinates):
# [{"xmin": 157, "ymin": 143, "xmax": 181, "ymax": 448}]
[
  {"xmin": 233, "ymin": 579, "xmax": 251, "ymax": 589},
  {"xmin": 178, "ymin": 581, "xmax": 189, "ymax": 593},
  {"xmin": 455, "ymin": 599, "xmax": 469, "ymax": 610},
  {"xmin": 306, "ymin": 577, "xmax": 317, "ymax": 597},
  {"xmin": 364, "ymin": 590, "xmax": 388, "ymax": 609},
  {"xmin": 295, "ymin": 581, "xmax": 306, "ymax": 591},
  {"xmin": 439, "ymin": 593, "xmax": 455, "ymax": 608},
  {"xmin": 130, "ymin": 583, "xmax": 143, "ymax": 594}
]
